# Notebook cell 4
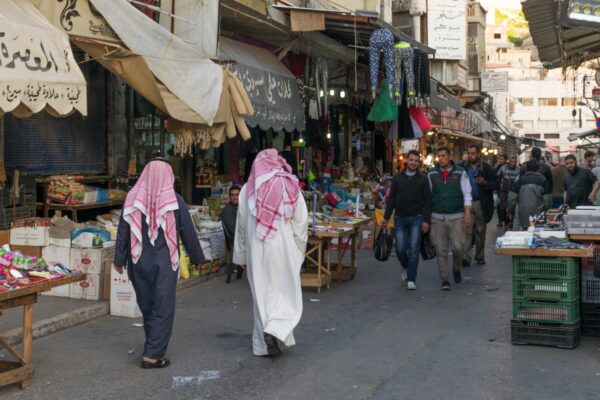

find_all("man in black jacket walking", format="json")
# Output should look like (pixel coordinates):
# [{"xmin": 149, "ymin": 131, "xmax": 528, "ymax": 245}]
[
  {"xmin": 462, "ymin": 144, "xmax": 498, "ymax": 266},
  {"xmin": 383, "ymin": 150, "xmax": 432, "ymax": 290}
]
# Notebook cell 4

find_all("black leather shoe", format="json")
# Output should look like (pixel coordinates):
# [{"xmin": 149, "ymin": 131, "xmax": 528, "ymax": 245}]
[{"xmin": 264, "ymin": 333, "xmax": 281, "ymax": 357}]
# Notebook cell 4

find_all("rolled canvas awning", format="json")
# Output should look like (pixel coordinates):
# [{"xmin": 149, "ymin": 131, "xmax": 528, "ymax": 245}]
[
  {"xmin": 0, "ymin": 0, "xmax": 87, "ymax": 118},
  {"xmin": 84, "ymin": 0, "xmax": 223, "ymax": 125},
  {"xmin": 219, "ymin": 37, "xmax": 305, "ymax": 132}
]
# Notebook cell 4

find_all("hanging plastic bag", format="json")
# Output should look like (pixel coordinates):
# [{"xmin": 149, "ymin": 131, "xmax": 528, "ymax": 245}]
[
  {"xmin": 420, "ymin": 233, "xmax": 436, "ymax": 260},
  {"xmin": 373, "ymin": 228, "xmax": 393, "ymax": 262},
  {"xmin": 179, "ymin": 242, "xmax": 191, "ymax": 279}
]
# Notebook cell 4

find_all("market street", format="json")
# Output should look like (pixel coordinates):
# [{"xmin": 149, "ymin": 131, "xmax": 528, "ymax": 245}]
[{"xmin": 1, "ymin": 227, "xmax": 599, "ymax": 400}]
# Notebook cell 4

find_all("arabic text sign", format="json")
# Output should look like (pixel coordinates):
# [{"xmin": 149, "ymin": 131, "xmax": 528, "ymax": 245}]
[
  {"xmin": 428, "ymin": 0, "xmax": 467, "ymax": 60},
  {"xmin": 32, "ymin": 0, "xmax": 119, "ymax": 43},
  {"xmin": 481, "ymin": 72, "xmax": 509, "ymax": 93},
  {"xmin": 231, "ymin": 65, "xmax": 303, "ymax": 131}
]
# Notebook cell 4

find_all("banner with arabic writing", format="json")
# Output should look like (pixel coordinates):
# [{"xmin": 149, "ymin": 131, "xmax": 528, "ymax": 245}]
[
  {"xmin": 0, "ymin": 0, "xmax": 87, "ymax": 117},
  {"xmin": 220, "ymin": 38, "xmax": 305, "ymax": 133}
]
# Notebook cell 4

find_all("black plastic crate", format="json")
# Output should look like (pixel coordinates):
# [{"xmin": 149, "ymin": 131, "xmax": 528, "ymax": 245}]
[
  {"xmin": 511, "ymin": 320, "xmax": 580, "ymax": 349},
  {"xmin": 582, "ymin": 271, "xmax": 600, "ymax": 304},
  {"xmin": 0, "ymin": 205, "xmax": 36, "ymax": 230},
  {"xmin": 581, "ymin": 303, "xmax": 600, "ymax": 337},
  {"xmin": 0, "ymin": 176, "xmax": 37, "ymax": 209}
]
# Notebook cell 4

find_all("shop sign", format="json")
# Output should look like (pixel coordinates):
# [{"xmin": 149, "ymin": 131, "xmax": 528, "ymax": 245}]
[
  {"xmin": 31, "ymin": 0, "xmax": 120, "ymax": 43},
  {"xmin": 592, "ymin": 87, "xmax": 600, "ymax": 102},
  {"xmin": 481, "ymin": 72, "xmax": 509, "ymax": 93},
  {"xmin": 427, "ymin": 0, "xmax": 467, "ymax": 60}
]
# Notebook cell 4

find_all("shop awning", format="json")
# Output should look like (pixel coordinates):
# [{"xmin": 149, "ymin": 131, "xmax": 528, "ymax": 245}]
[
  {"xmin": 0, "ymin": 0, "xmax": 87, "ymax": 118},
  {"xmin": 219, "ymin": 37, "xmax": 305, "ymax": 132},
  {"xmin": 80, "ymin": 0, "xmax": 223, "ymax": 125},
  {"xmin": 436, "ymin": 129, "xmax": 494, "ymax": 147}
]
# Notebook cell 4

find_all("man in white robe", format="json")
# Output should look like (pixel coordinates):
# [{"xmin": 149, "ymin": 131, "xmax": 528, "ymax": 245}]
[{"xmin": 233, "ymin": 149, "xmax": 308, "ymax": 357}]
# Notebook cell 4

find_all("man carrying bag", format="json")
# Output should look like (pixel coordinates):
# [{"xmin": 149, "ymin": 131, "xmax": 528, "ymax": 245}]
[{"xmin": 382, "ymin": 150, "xmax": 432, "ymax": 290}]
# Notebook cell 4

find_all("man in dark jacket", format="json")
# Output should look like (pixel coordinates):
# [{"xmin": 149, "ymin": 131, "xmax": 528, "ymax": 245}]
[
  {"xmin": 383, "ymin": 150, "xmax": 432, "ymax": 290},
  {"xmin": 513, "ymin": 160, "xmax": 547, "ymax": 230},
  {"xmin": 462, "ymin": 144, "xmax": 498, "ymax": 266},
  {"xmin": 520, "ymin": 147, "xmax": 553, "ymax": 209}
]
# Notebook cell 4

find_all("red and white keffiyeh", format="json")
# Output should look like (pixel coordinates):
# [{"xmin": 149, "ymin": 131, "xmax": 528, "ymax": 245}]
[
  {"xmin": 123, "ymin": 160, "xmax": 180, "ymax": 270},
  {"xmin": 246, "ymin": 149, "xmax": 300, "ymax": 242}
]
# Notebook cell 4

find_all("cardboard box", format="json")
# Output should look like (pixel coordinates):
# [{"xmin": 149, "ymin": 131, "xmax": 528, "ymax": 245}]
[
  {"xmin": 70, "ymin": 273, "xmax": 102, "ymax": 300},
  {"xmin": 10, "ymin": 226, "xmax": 49, "ymax": 247},
  {"xmin": 42, "ymin": 245, "xmax": 72, "ymax": 297},
  {"xmin": 102, "ymin": 261, "xmax": 112, "ymax": 301},
  {"xmin": 0, "ymin": 229, "xmax": 10, "ymax": 246},
  {"xmin": 49, "ymin": 236, "xmax": 71, "ymax": 247},
  {"xmin": 11, "ymin": 245, "xmax": 42, "ymax": 258},
  {"xmin": 110, "ymin": 267, "xmax": 142, "ymax": 318},
  {"xmin": 70, "ymin": 246, "xmax": 115, "ymax": 275}
]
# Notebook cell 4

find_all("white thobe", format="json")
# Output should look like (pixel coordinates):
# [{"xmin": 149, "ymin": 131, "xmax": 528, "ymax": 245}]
[{"xmin": 233, "ymin": 185, "xmax": 308, "ymax": 356}]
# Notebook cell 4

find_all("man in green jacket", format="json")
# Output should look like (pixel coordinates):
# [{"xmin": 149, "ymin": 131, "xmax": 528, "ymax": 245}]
[{"xmin": 427, "ymin": 147, "xmax": 473, "ymax": 291}]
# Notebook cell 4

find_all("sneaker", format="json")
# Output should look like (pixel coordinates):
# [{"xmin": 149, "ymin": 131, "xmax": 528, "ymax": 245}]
[
  {"xmin": 476, "ymin": 259, "xmax": 486, "ymax": 266},
  {"xmin": 453, "ymin": 270, "xmax": 462, "ymax": 284},
  {"xmin": 407, "ymin": 281, "xmax": 416, "ymax": 290},
  {"xmin": 462, "ymin": 259, "xmax": 471, "ymax": 268},
  {"xmin": 441, "ymin": 281, "xmax": 451, "ymax": 291},
  {"xmin": 401, "ymin": 269, "xmax": 408, "ymax": 282}
]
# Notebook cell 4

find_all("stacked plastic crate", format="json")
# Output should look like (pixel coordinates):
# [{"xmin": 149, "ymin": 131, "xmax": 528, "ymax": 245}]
[
  {"xmin": 511, "ymin": 256, "xmax": 580, "ymax": 349},
  {"xmin": 581, "ymin": 245, "xmax": 600, "ymax": 336}
]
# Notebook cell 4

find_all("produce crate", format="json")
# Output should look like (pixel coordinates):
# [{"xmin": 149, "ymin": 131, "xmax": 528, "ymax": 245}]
[
  {"xmin": 581, "ymin": 303, "xmax": 600, "ymax": 337},
  {"xmin": 511, "ymin": 320, "xmax": 580, "ymax": 349},
  {"xmin": 581, "ymin": 271, "xmax": 600, "ymax": 304},
  {"xmin": 512, "ymin": 256, "xmax": 579, "ymax": 280},
  {"xmin": 0, "ymin": 205, "xmax": 36, "ymax": 230},
  {"xmin": 513, "ymin": 298, "xmax": 580, "ymax": 324},
  {"xmin": 513, "ymin": 277, "xmax": 579, "ymax": 302},
  {"xmin": 581, "ymin": 244, "xmax": 600, "ymax": 271}
]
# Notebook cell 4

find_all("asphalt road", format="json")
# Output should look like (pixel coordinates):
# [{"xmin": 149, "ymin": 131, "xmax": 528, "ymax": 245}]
[{"xmin": 1, "ymin": 226, "xmax": 599, "ymax": 400}]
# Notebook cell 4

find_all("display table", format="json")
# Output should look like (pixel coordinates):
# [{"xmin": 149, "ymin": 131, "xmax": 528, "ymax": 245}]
[
  {"xmin": 301, "ymin": 217, "xmax": 372, "ymax": 290},
  {"xmin": 0, "ymin": 275, "xmax": 85, "ymax": 389},
  {"xmin": 568, "ymin": 234, "xmax": 600, "ymax": 242},
  {"xmin": 41, "ymin": 200, "xmax": 124, "ymax": 222},
  {"xmin": 495, "ymin": 247, "xmax": 593, "ymax": 258}
]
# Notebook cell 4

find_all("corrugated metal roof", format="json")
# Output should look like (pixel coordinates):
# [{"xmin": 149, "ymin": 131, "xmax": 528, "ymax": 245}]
[{"xmin": 522, "ymin": 0, "xmax": 600, "ymax": 68}]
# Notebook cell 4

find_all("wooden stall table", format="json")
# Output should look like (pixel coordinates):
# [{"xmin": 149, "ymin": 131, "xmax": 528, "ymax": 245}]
[
  {"xmin": 301, "ymin": 235, "xmax": 332, "ymax": 293},
  {"xmin": 41, "ymin": 200, "xmax": 124, "ymax": 222},
  {"xmin": 0, "ymin": 274, "xmax": 85, "ymax": 390},
  {"xmin": 495, "ymin": 247, "xmax": 593, "ymax": 258},
  {"xmin": 568, "ymin": 234, "xmax": 600, "ymax": 242}
]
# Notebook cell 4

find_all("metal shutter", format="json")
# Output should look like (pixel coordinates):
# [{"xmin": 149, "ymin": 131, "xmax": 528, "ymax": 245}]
[{"xmin": 3, "ymin": 58, "xmax": 108, "ymax": 175}]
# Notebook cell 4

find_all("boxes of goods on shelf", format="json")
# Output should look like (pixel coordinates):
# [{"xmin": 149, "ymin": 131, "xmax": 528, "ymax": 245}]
[
  {"xmin": 69, "ymin": 225, "xmax": 114, "ymax": 301},
  {"xmin": 48, "ymin": 175, "xmax": 99, "ymax": 205},
  {"xmin": 511, "ymin": 256, "xmax": 581, "ymax": 349}
]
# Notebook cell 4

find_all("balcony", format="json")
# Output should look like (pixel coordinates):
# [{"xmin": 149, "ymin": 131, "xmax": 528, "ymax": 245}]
[{"xmin": 431, "ymin": 61, "xmax": 468, "ymax": 92}]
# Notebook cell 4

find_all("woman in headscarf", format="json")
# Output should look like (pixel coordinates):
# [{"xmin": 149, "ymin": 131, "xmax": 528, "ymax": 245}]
[
  {"xmin": 233, "ymin": 149, "xmax": 308, "ymax": 357},
  {"xmin": 114, "ymin": 158, "xmax": 204, "ymax": 369}
]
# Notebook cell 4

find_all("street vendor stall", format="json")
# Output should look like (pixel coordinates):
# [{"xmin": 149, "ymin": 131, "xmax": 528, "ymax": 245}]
[
  {"xmin": 495, "ymin": 225, "xmax": 593, "ymax": 349},
  {"xmin": 0, "ymin": 275, "xmax": 84, "ymax": 389},
  {"xmin": 302, "ymin": 211, "xmax": 372, "ymax": 292}
]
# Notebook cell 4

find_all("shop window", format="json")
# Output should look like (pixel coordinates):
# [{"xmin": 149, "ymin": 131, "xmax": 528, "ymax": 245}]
[
  {"xmin": 539, "ymin": 98, "xmax": 558, "ymax": 106},
  {"xmin": 562, "ymin": 98, "xmax": 578, "ymax": 106},
  {"xmin": 525, "ymin": 134, "xmax": 541, "ymax": 139},
  {"xmin": 514, "ymin": 98, "xmax": 534, "ymax": 106},
  {"xmin": 544, "ymin": 133, "xmax": 560, "ymax": 139}
]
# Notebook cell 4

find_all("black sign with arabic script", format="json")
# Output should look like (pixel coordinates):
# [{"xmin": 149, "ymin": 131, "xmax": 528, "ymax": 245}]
[{"xmin": 230, "ymin": 65, "xmax": 305, "ymax": 133}]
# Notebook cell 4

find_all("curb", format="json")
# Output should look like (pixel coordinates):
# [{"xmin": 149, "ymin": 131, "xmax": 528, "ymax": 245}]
[{"xmin": 0, "ymin": 270, "xmax": 226, "ymax": 346}]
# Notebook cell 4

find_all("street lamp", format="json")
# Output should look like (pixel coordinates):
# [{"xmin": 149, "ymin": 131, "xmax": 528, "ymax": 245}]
[{"xmin": 500, "ymin": 134, "xmax": 506, "ymax": 141}]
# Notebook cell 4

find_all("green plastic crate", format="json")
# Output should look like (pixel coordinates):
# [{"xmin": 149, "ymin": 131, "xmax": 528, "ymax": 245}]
[
  {"xmin": 513, "ymin": 298, "xmax": 580, "ymax": 324},
  {"xmin": 513, "ymin": 277, "xmax": 580, "ymax": 302},
  {"xmin": 512, "ymin": 256, "xmax": 579, "ymax": 280}
]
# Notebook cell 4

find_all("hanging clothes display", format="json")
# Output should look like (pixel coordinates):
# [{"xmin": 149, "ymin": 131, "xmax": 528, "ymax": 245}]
[
  {"xmin": 369, "ymin": 29, "xmax": 396, "ymax": 99},
  {"xmin": 367, "ymin": 80, "xmax": 398, "ymax": 122},
  {"xmin": 396, "ymin": 80, "xmax": 416, "ymax": 140},
  {"xmin": 413, "ymin": 49, "xmax": 431, "ymax": 105},
  {"xmin": 393, "ymin": 43, "xmax": 416, "ymax": 105},
  {"xmin": 314, "ymin": 57, "xmax": 328, "ymax": 117}
]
